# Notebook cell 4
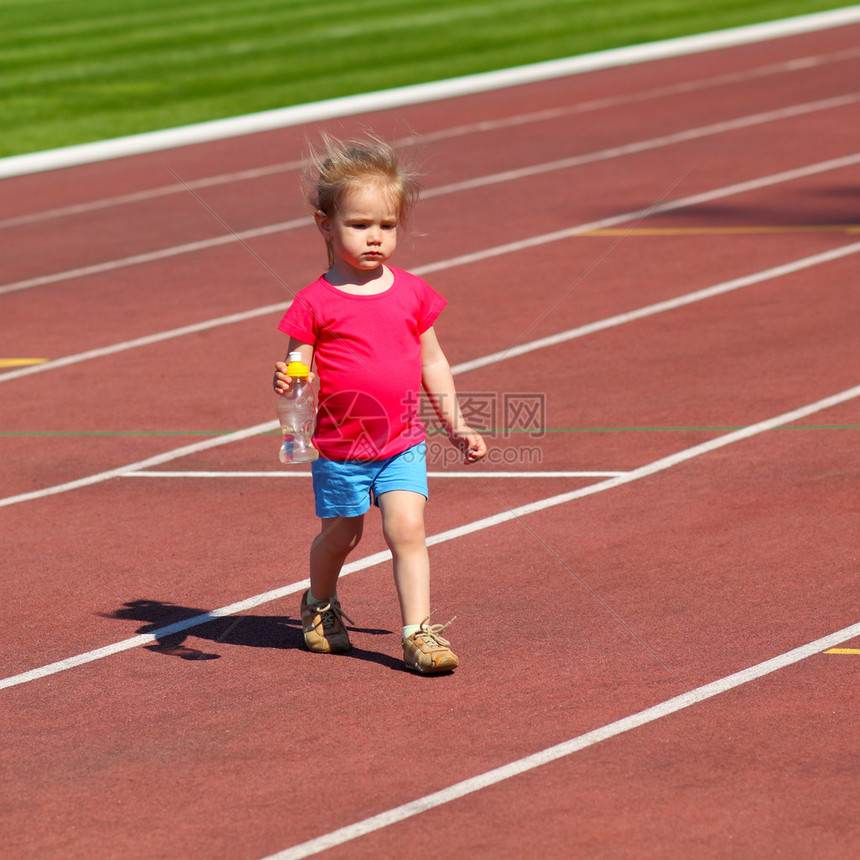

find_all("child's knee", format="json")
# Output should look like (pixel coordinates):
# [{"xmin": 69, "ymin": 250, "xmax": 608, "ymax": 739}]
[
  {"xmin": 316, "ymin": 516, "xmax": 363, "ymax": 556},
  {"xmin": 382, "ymin": 509, "xmax": 425, "ymax": 549}
]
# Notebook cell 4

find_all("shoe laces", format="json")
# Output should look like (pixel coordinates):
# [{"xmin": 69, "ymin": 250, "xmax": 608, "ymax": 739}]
[
  {"xmin": 316, "ymin": 599, "xmax": 354, "ymax": 633},
  {"xmin": 416, "ymin": 614, "xmax": 456, "ymax": 648}
]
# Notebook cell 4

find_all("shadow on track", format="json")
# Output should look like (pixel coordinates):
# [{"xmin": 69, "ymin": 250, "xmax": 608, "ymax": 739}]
[{"xmin": 101, "ymin": 599, "xmax": 402, "ymax": 670}]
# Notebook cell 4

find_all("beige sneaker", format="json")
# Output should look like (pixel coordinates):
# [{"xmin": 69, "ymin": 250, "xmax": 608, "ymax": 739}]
[
  {"xmin": 300, "ymin": 590, "xmax": 352, "ymax": 653},
  {"xmin": 403, "ymin": 617, "xmax": 459, "ymax": 674}
]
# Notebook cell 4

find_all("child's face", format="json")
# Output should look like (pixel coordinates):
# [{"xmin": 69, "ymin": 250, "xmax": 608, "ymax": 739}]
[{"xmin": 317, "ymin": 182, "xmax": 399, "ymax": 278}]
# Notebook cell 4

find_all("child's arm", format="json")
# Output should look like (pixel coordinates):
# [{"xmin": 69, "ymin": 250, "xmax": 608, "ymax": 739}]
[
  {"xmin": 273, "ymin": 338, "xmax": 314, "ymax": 393},
  {"xmin": 420, "ymin": 327, "xmax": 487, "ymax": 464}
]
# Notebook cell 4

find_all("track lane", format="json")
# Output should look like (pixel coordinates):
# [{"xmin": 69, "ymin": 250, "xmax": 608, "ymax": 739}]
[
  {"xmin": 2, "ymin": 227, "xmax": 859, "ymax": 500},
  {"xmin": 2, "ymin": 137, "xmax": 859, "ymax": 371},
  {"xmin": 3, "ymin": 407, "xmax": 858, "ymax": 858},
  {"xmin": 2, "ymin": 20, "xmax": 859, "ymax": 860}
]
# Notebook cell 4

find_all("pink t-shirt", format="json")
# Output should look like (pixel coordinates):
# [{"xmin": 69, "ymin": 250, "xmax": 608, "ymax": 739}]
[{"xmin": 278, "ymin": 267, "xmax": 447, "ymax": 460}]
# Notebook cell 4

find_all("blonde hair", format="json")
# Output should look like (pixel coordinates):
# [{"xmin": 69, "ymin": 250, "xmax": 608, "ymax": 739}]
[{"xmin": 304, "ymin": 133, "xmax": 420, "ymax": 265}]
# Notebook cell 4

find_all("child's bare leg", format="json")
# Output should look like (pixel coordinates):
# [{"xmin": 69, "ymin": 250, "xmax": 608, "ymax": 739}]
[
  {"xmin": 309, "ymin": 515, "xmax": 364, "ymax": 600},
  {"xmin": 377, "ymin": 491, "xmax": 431, "ymax": 626}
]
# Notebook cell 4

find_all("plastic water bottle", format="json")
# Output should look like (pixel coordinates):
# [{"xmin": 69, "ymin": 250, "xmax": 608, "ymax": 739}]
[{"xmin": 277, "ymin": 351, "xmax": 319, "ymax": 463}]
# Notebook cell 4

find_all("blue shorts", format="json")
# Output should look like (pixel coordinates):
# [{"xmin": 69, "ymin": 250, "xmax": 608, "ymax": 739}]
[{"xmin": 311, "ymin": 442, "xmax": 428, "ymax": 518}]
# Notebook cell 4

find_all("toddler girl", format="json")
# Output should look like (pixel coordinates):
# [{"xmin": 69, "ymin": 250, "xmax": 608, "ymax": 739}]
[{"xmin": 274, "ymin": 134, "xmax": 486, "ymax": 674}]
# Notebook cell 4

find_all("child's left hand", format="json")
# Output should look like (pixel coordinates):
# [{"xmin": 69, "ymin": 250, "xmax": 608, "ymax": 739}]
[{"xmin": 449, "ymin": 427, "xmax": 488, "ymax": 464}]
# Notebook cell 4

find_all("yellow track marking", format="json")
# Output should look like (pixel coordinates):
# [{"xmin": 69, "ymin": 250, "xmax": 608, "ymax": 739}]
[
  {"xmin": 0, "ymin": 358, "xmax": 49, "ymax": 367},
  {"xmin": 581, "ymin": 225, "xmax": 860, "ymax": 236},
  {"xmin": 824, "ymin": 648, "xmax": 860, "ymax": 654}
]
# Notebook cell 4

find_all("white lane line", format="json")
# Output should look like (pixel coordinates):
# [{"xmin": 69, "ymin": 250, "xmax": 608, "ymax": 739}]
[
  {"xmin": 0, "ymin": 420, "xmax": 279, "ymax": 510},
  {"xmin": 0, "ymin": 302, "xmax": 290, "ymax": 383},
  {"xmin": 423, "ymin": 92, "xmax": 860, "ymax": 199},
  {"xmin": 121, "ymin": 470, "xmax": 627, "ymax": 479},
  {"xmin": 2, "ymin": 380, "xmax": 858, "ymax": 694},
  {"xmin": 2, "ymin": 93, "xmax": 859, "ymax": 299},
  {"xmin": 451, "ymin": 239, "xmax": 860, "ymax": 374},
  {"xmin": 6, "ymin": 48, "xmax": 860, "ymax": 231},
  {"xmin": 414, "ymin": 152, "xmax": 860, "ymax": 278},
  {"xmin": 3, "ymin": 152, "xmax": 860, "ymax": 388},
  {"xmin": 0, "ymin": 217, "xmax": 310, "ymax": 297},
  {"xmin": 264, "ymin": 618, "xmax": 860, "ymax": 860},
  {"xmin": 0, "ymin": 159, "xmax": 303, "ymax": 230},
  {"xmin": 1, "ymin": 6, "xmax": 858, "ymax": 179},
  {"xmin": 2, "ymin": 238, "xmax": 859, "ymax": 507}
]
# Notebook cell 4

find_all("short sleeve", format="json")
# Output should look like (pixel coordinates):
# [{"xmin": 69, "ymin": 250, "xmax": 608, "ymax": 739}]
[
  {"xmin": 417, "ymin": 279, "xmax": 447, "ymax": 334},
  {"xmin": 278, "ymin": 295, "xmax": 316, "ymax": 345}
]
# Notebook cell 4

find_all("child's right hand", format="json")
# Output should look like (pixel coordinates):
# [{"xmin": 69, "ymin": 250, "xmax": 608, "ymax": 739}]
[
  {"xmin": 273, "ymin": 362, "xmax": 315, "ymax": 393},
  {"xmin": 273, "ymin": 362, "xmax": 290, "ymax": 394}
]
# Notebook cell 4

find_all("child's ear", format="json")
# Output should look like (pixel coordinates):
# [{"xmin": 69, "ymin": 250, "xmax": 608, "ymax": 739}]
[{"xmin": 314, "ymin": 209, "xmax": 330, "ymax": 237}]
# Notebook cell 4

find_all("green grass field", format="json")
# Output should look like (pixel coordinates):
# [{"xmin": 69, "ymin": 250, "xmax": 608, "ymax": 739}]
[{"xmin": 0, "ymin": 0, "xmax": 851, "ymax": 157}]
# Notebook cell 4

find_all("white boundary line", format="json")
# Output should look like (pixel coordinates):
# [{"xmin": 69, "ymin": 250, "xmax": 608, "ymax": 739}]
[
  {"xmin": 2, "ymin": 93, "xmax": 859, "ymax": 300},
  {"xmin": 4, "ymin": 53, "xmax": 860, "ymax": 231},
  {"xmin": 2, "ymin": 237, "xmax": 860, "ymax": 509},
  {"xmin": 264, "ymin": 618, "xmax": 860, "ymax": 860},
  {"xmin": 1, "ymin": 7, "xmax": 859, "ymax": 179},
  {"xmin": 120, "ymin": 471, "xmax": 627, "ymax": 479},
  {"xmin": 2, "ymin": 382, "xmax": 859, "ymax": 692}
]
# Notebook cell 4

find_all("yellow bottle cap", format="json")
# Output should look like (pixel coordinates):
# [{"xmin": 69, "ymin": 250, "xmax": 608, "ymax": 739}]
[{"xmin": 286, "ymin": 350, "xmax": 309, "ymax": 378}]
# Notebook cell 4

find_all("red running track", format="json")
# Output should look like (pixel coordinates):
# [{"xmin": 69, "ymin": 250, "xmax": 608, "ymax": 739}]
[{"xmin": 1, "ymin": 21, "xmax": 859, "ymax": 860}]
